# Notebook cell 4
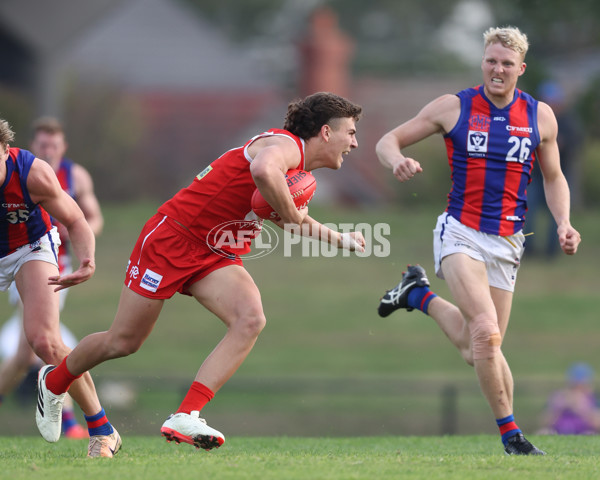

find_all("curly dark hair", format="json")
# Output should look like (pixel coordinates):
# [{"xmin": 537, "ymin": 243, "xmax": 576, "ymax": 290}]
[{"xmin": 283, "ymin": 92, "xmax": 362, "ymax": 139}]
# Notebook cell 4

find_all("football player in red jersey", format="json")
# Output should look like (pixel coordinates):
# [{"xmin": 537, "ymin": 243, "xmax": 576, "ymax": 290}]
[
  {"xmin": 0, "ymin": 117, "xmax": 103, "ymax": 440},
  {"xmin": 376, "ymin": 26, "xmax": 580, "ymax": 455},
  {"xmin": 0, "ymin": 118, "xmax": 120, "ymax": 457},
  {"xmin": 38, "ymin": 92, "xmax": 365, "ymax": 451}
]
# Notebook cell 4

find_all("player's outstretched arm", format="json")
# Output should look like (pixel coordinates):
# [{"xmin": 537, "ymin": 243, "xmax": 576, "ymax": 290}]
[
  {"xmin": 287, "ymin": 215, "xmax": 365, "ymax": 253},
  {"xmin": 376, "ymin": 94, "xmax": 459, "ymax": 182},
  {"xmin": 27, "ymin": 158, "xmax": 96, "ymax": 290}
]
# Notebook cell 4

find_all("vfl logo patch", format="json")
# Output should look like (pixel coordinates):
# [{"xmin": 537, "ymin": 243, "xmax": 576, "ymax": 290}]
[
  {"xmin": 468, "ymin": 130, "xmax": 488, "ymax": 155},
  {"xmin": 140, "ymin": 268, "xmax": 163, "ymax": 293}
]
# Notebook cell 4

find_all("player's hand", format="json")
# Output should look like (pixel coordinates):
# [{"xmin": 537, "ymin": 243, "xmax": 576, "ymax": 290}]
[
  {"xmin": 48, "ymin": 258, "xmax": 96, "ymax": 291},
  {"xmin": 339, "ymin": 231, "xmax": 366, "ymax": 252},
  {"xmin": 392, "ymin": 156, "xmax": 423, "ymax": 182},
  {"xmin": 296, "ymin": 206, "xmax": 309, "ymax": 224},
  {"xmin": 558, "ymin": 224, "xmax": 581, "ymax": 255}
]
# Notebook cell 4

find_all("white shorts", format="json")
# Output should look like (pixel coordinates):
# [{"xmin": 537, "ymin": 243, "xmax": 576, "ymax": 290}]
[
  {"xmin": 0, "ymin": 227, "xmax": 60, "ymax": 291},
  {"xmin": 433, "ymin": 212, "xmax": 525, "ymax": 292}
]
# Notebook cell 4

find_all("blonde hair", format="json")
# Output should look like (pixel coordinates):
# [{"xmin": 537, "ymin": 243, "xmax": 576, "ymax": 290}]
[
  {"xmin": 483, "ymin": 26, "xmax": 529, "ymax": 60},
  {"xmin": 0, "ymin": 119, "xmax": 15, "ymax": 149}
]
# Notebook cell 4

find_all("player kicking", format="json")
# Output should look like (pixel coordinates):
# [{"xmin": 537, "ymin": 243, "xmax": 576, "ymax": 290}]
[
  {"xmin": 376, "ymin": 27, "xmax": 580, "ymax": 455},
  {"xmin": 36, "ymin": 92, "xmax": 366, "ymax": 451}
]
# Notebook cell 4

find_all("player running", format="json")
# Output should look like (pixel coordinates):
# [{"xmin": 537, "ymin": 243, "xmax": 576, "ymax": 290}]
[
  {"xmin": 0, "ymin": 117, "xmax": 103, "ymax": 440},
  {"xmin": 0, "ymin": 118, "xmax": 120, "ymax": 457},
  {"xmin": 36, "ymin": 92, "xmax": 365, "ymax": 451},
  {"xmin": 376, "ymin": 27, "xmax": 580, "ymax": 455}
]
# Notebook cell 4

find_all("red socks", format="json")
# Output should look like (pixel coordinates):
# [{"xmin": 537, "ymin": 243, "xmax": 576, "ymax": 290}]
[
  {"xmin": 176, "ymin": 382, "xmax": 214, "ymax": 414},
  {"xmin": 48, "ymin": 362, "xmax": 215, "ymax": 417},
  {"xmin": 45, "ymin": 357, "xmax": 82, "ymax": 395}
]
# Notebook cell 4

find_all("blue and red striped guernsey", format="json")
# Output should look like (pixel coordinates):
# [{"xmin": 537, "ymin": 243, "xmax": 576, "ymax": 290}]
[
  {"xmin": 53, "ymin": 158, "xmax": 75, "ymax": 262},
  {"xmin": 443, "ymin": 85, "xmax": 540, "ymax": 236},
  {"xmin": 0, "ymin": 148, "xmax": 53, "ymax": 257},
  {"xmin": 55, "ymin": 158, "xmax": 75, "ymax": 198}
]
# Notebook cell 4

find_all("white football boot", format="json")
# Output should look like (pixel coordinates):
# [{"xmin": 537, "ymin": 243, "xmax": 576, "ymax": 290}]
[
  {"xmin": 161, "ymin": 410, "xmax": 225, "ymax": 450},
  {"xmin": 36, "ymin": 365, "xmax": 66, "ymax": 442}
]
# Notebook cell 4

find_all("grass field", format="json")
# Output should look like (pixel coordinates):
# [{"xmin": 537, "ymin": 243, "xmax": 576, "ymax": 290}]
[
  {"xmin": 1, "ymin": 201, "xmax": 599, "ymax": 442},
  {"xmin": 3, "ymin": 435, "xmax": 600, "ymax": 480}
]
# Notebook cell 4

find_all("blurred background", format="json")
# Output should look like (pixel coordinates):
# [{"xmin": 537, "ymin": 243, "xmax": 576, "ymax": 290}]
[{"xmin": 1, "ymin": 0, "xmax": 599, "ymax": 438}]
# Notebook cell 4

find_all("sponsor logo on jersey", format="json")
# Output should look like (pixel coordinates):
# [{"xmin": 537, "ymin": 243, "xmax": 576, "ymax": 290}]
[
  {"xmin": 2, "ymin": 203, "xmax": 27, "ymax": 208},
  {"xmin": 196, "ymin": 165, "xmax": 213, "ymax": 180},
  {"xmin": 493, "ymin": 116, "xmax": 506, "ymax": 122},
  {"xmin": 506, "ymin": 125, "xmax": 533, "ymax": 136},
  {"xmin": 140, "ymin": 268, "xmax": 162, "ymax": 292}
]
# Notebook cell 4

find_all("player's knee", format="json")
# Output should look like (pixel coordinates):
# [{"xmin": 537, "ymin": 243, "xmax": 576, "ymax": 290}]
[
  {"xmin": 234, "ymin": 311, "xmax": 266, "ymax": 339},
  {"xmin": 26, "ymin": 336, "xmax": 47, "ymax": 360},
  {"xmin": 110, "ymin": 335, "xmax": 144, "ymax": 358},
  {"xmin": 103, "ymin": 328, "xmax": 144, "ymax": 358},
  {"xmin": 468, "ymin": 314, "xmax": 502, "ymax": 360},
  {"xmin": 28, "ymin": 335, "xmax": 64, "ymax": 365}
]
